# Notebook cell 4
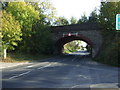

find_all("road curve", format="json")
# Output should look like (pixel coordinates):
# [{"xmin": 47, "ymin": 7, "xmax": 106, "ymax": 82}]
[{"xmin": 2, "ymin": 55, "xmax": 120, "ymax": 89}]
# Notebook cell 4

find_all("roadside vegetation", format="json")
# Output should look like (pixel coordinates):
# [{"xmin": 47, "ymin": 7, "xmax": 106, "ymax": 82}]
[
  {"xmin": 63, "ymin": 40, "xmax": 88, "ymax": 54},
  {"xmin": 1, "ymin": 53, "xmax": 53, "ymax": 63},
  {"xmin": 1, "ymin": 1, "xmax": 56, "ymax": 62},
  {"xmin": 94, "ymin": 2, "xmax": 120, "ymax": 67}
]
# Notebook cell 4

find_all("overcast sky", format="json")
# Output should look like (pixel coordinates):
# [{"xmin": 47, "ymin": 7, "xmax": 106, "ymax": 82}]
[{"xmin": 51, "ymin": 0, "xmax": 101, "ymax": 20}]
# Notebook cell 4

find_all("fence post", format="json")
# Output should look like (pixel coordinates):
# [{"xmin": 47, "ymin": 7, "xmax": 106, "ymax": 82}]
[{"xmin": 3, "ymin": 49, "xmax": 6, "ymax": 59}]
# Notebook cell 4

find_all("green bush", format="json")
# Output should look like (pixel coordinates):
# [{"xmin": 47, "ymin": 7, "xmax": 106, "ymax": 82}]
[{"xmin": 95, "ymin": 39, "xmax": 119, "ymax": 67}]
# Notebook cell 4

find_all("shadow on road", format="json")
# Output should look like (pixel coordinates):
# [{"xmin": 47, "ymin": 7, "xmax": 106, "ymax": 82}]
[{"xmin": 2, "ymin": 55, "xmax": 119, "ymax": 88}]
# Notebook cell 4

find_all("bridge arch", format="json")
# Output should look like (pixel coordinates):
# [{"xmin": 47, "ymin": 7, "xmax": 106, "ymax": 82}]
[
  {"xmin": 51, "ymin": 22, "xmax": 103, "ymax": 58},
  {"xmin": 54, "ymin": 35, "xmax": 93, "ymax": 57}
]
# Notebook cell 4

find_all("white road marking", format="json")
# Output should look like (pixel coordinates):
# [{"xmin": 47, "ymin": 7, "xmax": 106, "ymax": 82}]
[
  {"xmin": 9, "ymin": 62, "xmax": 58, "ymax": 79},
  {"xmin": 27, "ymin": 65, "xmax": 33, "ymax": 68},
  {"xmin": 9, "ymin": 71, "xmax": 31, "ymax": 79},
  {"xmin": 9, "ymin": 75, "xmax": 19, "ymax": 79},
  {"xmin": 37, "ymin": 64, "xmax": 51, "ymax": 69},
  {"xmin": 18, "ymin": 71, "xmax": 31, "ymax": 76},
  {"xmin": 78, "ymin": 75, "xmax": 91, "ymax": 79},
  {"xmin": 26, "ymin": 62, "xmax": 50, "ymax": 68},
  {"xmin": 8, "ymin": 57, "xmax": 78, "ymax": 80}
]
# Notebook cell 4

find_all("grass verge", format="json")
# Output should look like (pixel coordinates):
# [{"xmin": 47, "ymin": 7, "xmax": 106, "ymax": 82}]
[{"xmin": 1, "ymin": 52, "xmax": 53, "ymax": 63}]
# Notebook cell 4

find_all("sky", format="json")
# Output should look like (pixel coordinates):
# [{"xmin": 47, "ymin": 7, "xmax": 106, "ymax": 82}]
[{"xmin": 51, "ymin": 0, "xmax": 101, "ymax": 20}]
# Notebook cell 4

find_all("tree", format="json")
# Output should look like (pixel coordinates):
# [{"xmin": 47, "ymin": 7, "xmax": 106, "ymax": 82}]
[
  {"xmin": 69, "ymin": 16, "xmax": 77, "ymax": 24},
  {"xmin": 88, "ymin": 9, "xmax": 98, "ymax": 22},
  {"xmin": 1, "ymin": 10, "xmax": 22, "ymax": 59},
  {"xmin": 98, "ymin": 2, "xmax": 120, "ymax": 34},
  {"xmin": 96, "ymin": 2, "xmax": 120, "ymax": 66},
  {"xmin": 30, "ymin": 21, "xmax": 53, "ymax": 54},
  {"xmin": 6, "ymin": 2, "xmax": 40, "ymax": 31},
  {"xmin": 29, "ymin": 0, "xmax": 57, "ymax": 25},
  {"xmin": 54, "ymin": 16, "xmax": 69, "ymax": 26},
  {"xmin": 77, "ymin": 14, "xmax": 88, "ymax": 24},
  {"xmin": 6, "ymin": 2, "xmax": 40, "ymax": 52},
  {"xmin": 98, "ymin": 2, "xmax": 120, "ymax": 40},
  {"xmin": 63, "ymin": 40, "xmax": 81, "ymax": 54}
]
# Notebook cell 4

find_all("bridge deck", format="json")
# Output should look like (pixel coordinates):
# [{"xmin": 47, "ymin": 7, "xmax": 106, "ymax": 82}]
[{"xmin": 51, "ymin": 22, "xmax": 102, "ymax": 32}]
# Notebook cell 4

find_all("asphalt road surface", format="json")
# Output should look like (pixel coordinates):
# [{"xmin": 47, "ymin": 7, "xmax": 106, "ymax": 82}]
[{"xmin": 1, "ymin": 55, "xmax": 120, "ymax": 89}]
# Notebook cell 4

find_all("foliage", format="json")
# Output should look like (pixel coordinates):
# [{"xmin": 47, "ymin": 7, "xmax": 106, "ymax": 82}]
[
  {"xmin": 30, "ymin": 21, "xmax": 53, "ymax": 54},
  {"xmin": 69, "ymin": 16, "xmax": 77, "ymax": 24},
  {"xmin": 77, "ymin": 14, "xmax": 88, "ymax": 24},
  {"xmin": 98, "ymin": 2, "xmax": 120, "ymax": 37},
  {"xmin": 63, "ymin": 40, "xmax": 81, "ymax": 54},
  {"xmin": 2, "ymin": 52, "xmax": 53, "ymax": 63},
  {"xmin": 6, "ymin": 2, "xmax": 40, "ymax": 36},
  {"xmin": 1, "ymin": 1, "xmax": 57, "ymax": 60},
  {"xmin": 95, "ymin": 2, "xmax": 120, "ymax": 67},
  {"xmin": 77, "ymin": 11, "xmax": 98, "ymax": 24},
  {"xmin": 54, "ymin": 16, "xmax": 69, "ymax": 26},
  {"xmin": 5, "ymin": 2, "xmax": 40, "ymax": 52},
  {"xmin": 29, "ymin": 0, "xmax": 57, "ymax": 25},
  {"xmin": 2, "ymin": 10, "xmax": 22, "ymax": 50},
  {"xmin": 96, "ymin": 39, "xmax": 119, "ymax": 67},
  {"xmin": 88, "ymin": 10, "xmax": 98, "ymax": 22}
]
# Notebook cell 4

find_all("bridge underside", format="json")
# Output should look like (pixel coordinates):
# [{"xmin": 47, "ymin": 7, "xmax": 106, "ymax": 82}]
[{"xmin": 54, "ymin": 35, "xmax": 92, "ymax": 54}]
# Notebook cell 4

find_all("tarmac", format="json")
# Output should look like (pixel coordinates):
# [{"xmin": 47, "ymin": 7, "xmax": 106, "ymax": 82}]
[{"xmin": 0, "ymin": 62, "xmax": 30, "ymax": 69}]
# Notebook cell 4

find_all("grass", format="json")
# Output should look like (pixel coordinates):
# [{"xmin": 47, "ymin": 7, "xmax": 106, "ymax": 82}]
[{"xmin": 1, "ymin": 52, "xmax": 53, "ymax": 63}]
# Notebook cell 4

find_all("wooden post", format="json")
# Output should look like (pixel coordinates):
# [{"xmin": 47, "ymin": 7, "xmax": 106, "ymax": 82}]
[{"xmin": 3, "ymin": 49, "xmax": 7, "ymax": 59}]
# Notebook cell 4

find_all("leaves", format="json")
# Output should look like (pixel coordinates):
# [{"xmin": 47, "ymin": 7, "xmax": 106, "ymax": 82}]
[
  {"xmin": 11, "ymin": 42, "xmax": 18, "ymax": 46},
  {"xmin": 63, "ymin": 40, "xmax": 82, "ymax": 54},
  {"xmin": 99, "ymin": 2, "xmax": 119, "ymax": 32},
  {"xmin": 30, "ymin": 21, "xmax": 53, "ymax": 54},
  {"xmin": 95, "ymin": 2, "xmax": 120, "ymax": 67},
  {"xmin": 5, "ymin": 2, "xmax": 41, "ymax": 52},
  {"xmin": 2, "ymin": 10, "xmax": 22, "ymax": 50},
  {"xmin": 77, "ymin": 14, "xmax": 88, "ymax": 24},
  {"xmin": 6, "ymin": 2, "xmax": 40, "ymax": 36},
  {"xmin": 29, "ymin": 0, "xmax": 57, "ymax": 25},
  {"xmin": 54, "ymin": 16, "xmax": 69, "ymax": 26},
  {"xmin": 70, "ymin": 17, "xmax": 77, "ymax": 24}
]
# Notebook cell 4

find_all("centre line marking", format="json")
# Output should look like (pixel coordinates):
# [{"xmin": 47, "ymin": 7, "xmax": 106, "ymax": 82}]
[
  {"xmin": 37, "ymin": 64, "xmax": 51, "ymax": 70},
  {"xmin": 18, "ymin": 71, "xmax": 31, "ymax": 76},
  {"xmin": 9, "ymin": 76, "xmax": 19, "ymax": 79},
  {"xmin": 9, "ymin": 71, "xmax": 31, "ymax": 79}
]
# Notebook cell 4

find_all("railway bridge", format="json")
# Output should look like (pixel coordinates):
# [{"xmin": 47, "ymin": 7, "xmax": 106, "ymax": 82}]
[{"xmin": 51, "ymin": 22, "xmax": 103, "ymax": 58}]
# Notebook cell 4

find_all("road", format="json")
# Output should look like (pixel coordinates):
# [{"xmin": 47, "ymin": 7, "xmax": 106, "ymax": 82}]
[{"xmin": 1, "ymin": 55, "xmax": 120, "ymax": 89}]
